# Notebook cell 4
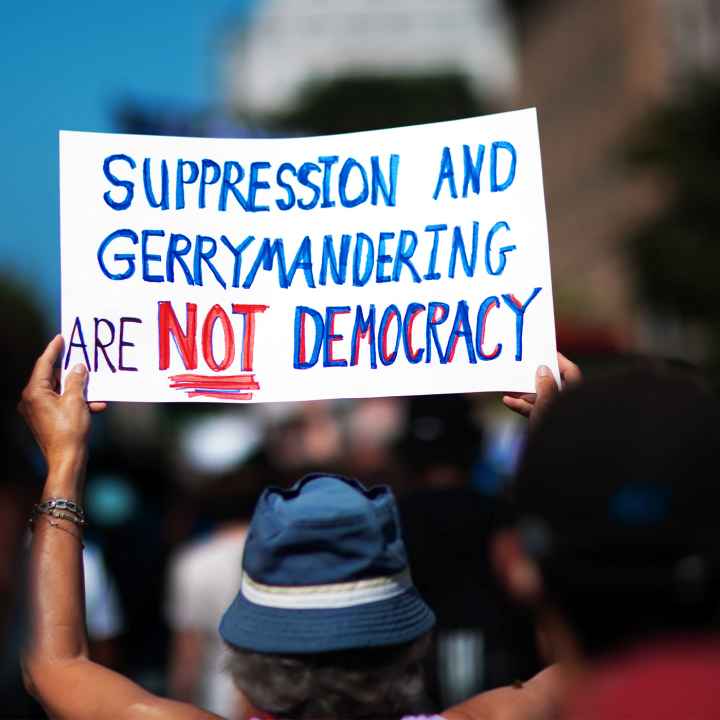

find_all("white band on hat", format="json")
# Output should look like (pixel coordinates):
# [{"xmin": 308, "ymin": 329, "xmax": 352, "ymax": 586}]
[{"xmin": 241, "ymin": 569, "xmax": 413, "ymax": 609}]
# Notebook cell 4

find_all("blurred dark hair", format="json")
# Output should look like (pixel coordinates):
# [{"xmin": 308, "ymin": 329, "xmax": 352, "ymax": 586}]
[
  {"xmin": 398, "ymin": 394, "xmax": 482, "ymax": 474},
  {"xmin": 513, "ymin": 362, "xmax": 720, "ymax": 656},
  {"xmin": 193, "ymin": 465, "xmax": 267, "ymax": 526},
  {"xmin": 225, "ymin": 632, "xmax": 431, "ymax": 720}
]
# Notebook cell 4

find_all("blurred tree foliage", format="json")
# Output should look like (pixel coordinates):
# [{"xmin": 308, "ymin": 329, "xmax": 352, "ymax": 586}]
[
  {"xmin": 627, "ymin": 76, "xmax": 720, "ymax": 366},
  {"xmin": 270, "ymin": 72, "xmax": 488, "ymax": 135}
]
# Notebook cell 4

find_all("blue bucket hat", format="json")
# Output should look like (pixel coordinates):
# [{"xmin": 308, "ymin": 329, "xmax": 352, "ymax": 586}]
[{"xmin": 219, "ymin": 473, "xmax": 435, "ymax": 653}]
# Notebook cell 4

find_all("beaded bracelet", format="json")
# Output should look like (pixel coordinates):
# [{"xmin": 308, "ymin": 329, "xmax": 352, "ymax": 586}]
[
  {"xmin": 32, "ymin": 498, "xmax": 87, "ymax": 527},
  {"xmin": 36, "ymin": 498, "xmax": 86, "ymax": 521}
]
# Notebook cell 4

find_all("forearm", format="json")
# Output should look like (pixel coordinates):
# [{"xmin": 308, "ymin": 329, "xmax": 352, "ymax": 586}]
[
  {"xmin": 27, "ymin": 449, "xmax": 89, "ymax": 665},
  {"xmin": 25, "ymin": 457, "xmax": 220, "ymax": 720},
  {"xmin": 19, "ymin": 342, "xmax": 220, "ymax": 719}
]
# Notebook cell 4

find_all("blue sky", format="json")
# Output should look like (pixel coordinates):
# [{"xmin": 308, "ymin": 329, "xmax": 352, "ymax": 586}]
[{"xmin": 1, "ymin": 1, "xmax": 254, "ymax": 322}]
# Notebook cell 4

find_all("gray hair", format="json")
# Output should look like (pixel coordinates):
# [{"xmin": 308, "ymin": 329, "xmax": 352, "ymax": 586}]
[{"xmin": 225, "ymin": 632, "xmax": 431, "ymax": 720}]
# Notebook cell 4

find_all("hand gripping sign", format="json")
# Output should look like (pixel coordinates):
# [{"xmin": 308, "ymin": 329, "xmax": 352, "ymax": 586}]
[{"xmin": 59, "ymin": 108, "xmax": 559, "ymax": 403}]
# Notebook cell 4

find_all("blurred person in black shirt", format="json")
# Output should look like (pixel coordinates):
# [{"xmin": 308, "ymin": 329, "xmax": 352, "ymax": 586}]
[
  {"xmin": 398, "ymin": 392, "xmax": 540, "ymax": 707},
  {"xmin": 486, "ymin": 361, "xmax": 720, "ymax": 719}
]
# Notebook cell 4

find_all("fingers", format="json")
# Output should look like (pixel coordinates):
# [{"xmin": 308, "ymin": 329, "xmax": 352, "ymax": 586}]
[
  {"xmin": 63, "ymin": 363, "xmax": 89, "ymax": 399},
  {"xmin": 503, "ymin": 356, "xmax": 581, "ymax": 426},
  {"xmin": 502, "ymin": 395, "xmax": 533, "ymax": 417},
  {"xmin": 29, "ymin": 335, "xmax": 64, "ymax": 388},
  {"xmin": 505, "ymin": 391, "xmax": 537, "ymax": 404},
  {"xmin": 67, "ymin": 369, "xmax": 105, "ymax": 412},
  {"xmin": 531, "ymin": 365, "xmax": 559, "ymax": 426},
  {"xmin": 558, "ymin": 352, "xmax": 582, "ymax": 387}
]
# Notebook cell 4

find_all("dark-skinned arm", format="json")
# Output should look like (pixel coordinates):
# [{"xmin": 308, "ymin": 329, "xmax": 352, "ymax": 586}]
[{"xmin": 20, "ymin": 336, "xmax": 221, "ymax": 720}]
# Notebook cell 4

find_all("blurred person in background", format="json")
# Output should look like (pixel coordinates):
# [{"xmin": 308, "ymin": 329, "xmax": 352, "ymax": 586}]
[
  {"xmin": 342, "ymin": 396, "xmax": 409, "ymax": 491},
  {"xmin": 166, "ymin": 422, "xmax": 265, "ymax": 719},
  {"xmin": 398, "ymin": 393, "xmax": 540, "ymax": 707},
  {"xmin": 166, "ymin": 494, "xmax": 249, "ymax": 719},
  {"xmin": 485, "ymin": 363, "xmax": 720, "ymax": 719},
  {"xmin": 260, "ymin": 400, "xmax": 344, "ymax": 483},
  {"xmin": 18, "ymin": 336, "xmax": 564, "ymax": 720},
  {"xmin": 82, "ymin": 539, "xmax": 125, "ymax": 668}
]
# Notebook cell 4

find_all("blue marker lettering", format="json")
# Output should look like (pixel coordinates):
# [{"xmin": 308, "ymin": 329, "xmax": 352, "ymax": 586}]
[
  {"xmin": 97, "ymin": 228, "xmax": 138, "ymax": 280},
  {"xmin": 176, "ymin": 159, "xmax": 199, "ymax": 210},
  {"xmin": 352, "ymin": 232, "xmax": 375, "ymax": 287},
  {"xmin": 490, "ymin": 141, "xmax": 517, "ymax": 192},
  {"xmin": 485, "ymin": 221, "xmax": 516, "ymax": 276},
  {"xmin": 199, "ymin": 159, "xmax": 221, "ymax": 209},
  {"xmin": 102, "ymin": 154, "xmax": 136, "ymax": 210},
  {"xmin": 423, "ymin": 224, "xmax": 446, "ymax": 280},
  {"xmin": 143, "ymin": 158, "xmax": 169, "ymax": 210},
  {"xmin": 166, "ymin": 233, "xmax": 194, "ymax": 285},
  {"xmin": 319, "ymin": 233, "xmax": 351, "ymax": 286},
  {"xmin": 141, "ymin": 229, "xmax": 165, "ymax": 282},
  {"xmin": 339, "ymin": 158, "xmax": 369, "ymax": 208},
  {"xmin": 432, "ymin": 146, "xmax": 457, "ymax": 200},
  {"xmin": 371, "ymin": 154, "xmax": 399, "ymax": 206},
  {"xmin": 501, "ymin": 287, "xmax": 542, "ymax": 361},
  {"xmin": 448, "ymin": 222, "xmax": 478, "ymax": 279}
]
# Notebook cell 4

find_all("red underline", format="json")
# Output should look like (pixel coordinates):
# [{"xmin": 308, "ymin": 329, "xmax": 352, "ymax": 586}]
[
  {"xmin": 185, "ymin": 391, "xmax": 254, "ymax": 400},
  {"xmin": 170, "ymin": 381, "xmax": 259, "ymax": 390},
  {"xmin": 170, "ymin": 373, "xmax": 257, "ymax": 383},
  {"xmin": 168, "ymin": 373, "xmax": 261, "ymax": 400}
]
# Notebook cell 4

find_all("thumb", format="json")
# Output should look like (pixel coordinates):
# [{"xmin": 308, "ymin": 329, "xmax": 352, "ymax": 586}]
[
  {"xmin": 530, "ymin": 365, "xmax": 558, "ymax": 428},
  {"xmin": 63, "ymin": 363, "xmax": 89, "ymax": 399}
]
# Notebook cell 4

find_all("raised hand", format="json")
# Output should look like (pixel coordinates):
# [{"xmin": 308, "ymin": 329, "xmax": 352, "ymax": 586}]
[
  {"xmin": 18, "ymin": 335, "xmax": 106, "ymax": 469},
  {"xmin": 502, "ymin": 353, "xmax": 581, "ymax": 428}
]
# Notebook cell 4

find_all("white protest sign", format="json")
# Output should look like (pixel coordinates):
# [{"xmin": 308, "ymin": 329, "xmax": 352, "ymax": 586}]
[{"xmin": 60, "ymin": 108, "xmax": 558, "ymax": 403}]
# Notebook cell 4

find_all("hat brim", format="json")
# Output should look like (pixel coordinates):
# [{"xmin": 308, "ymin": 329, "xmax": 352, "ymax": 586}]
[{"xmin": 219, "ymin": 586, "xmax": 436, "ymax": 654}]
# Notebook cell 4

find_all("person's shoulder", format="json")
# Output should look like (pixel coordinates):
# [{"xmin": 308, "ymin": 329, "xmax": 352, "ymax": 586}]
[
  {"xmin": 168, "ymin": 535, "xmax": 215, "ymax": 576},
  {"xmin": 170, "ymin": 528, "xmax": 247, "ymax": 583},
  {"xmin": 198, "ymin": 527, "xmax": 248, "ymax": 570},
  {"xmin": 174, "ymin": 530, "xmax": 240, "ymax": 564}
]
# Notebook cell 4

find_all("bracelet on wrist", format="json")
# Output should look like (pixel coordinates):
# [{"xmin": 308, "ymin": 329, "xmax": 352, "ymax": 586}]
[{"xmin": 31, "ymin": 497, "xmax": 87, "ymax": 527}]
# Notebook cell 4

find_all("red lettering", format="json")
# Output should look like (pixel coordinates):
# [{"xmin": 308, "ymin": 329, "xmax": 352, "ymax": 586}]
[
  {"xmin": 478, "ymin": 298, "xmax": 501, "ymax": 360},
  {"xmin": 202, "ymin": 304, "xmax": 235, "ymax": 371},
  {"xmin": 232, "ymin": 304, "xmax": 268, "ymax": 371},
  {"xmin": 404, "ymin": 307, "xmax": 423, "ymax": 362},
  {"xmin": 379, "ymin": 307, "xmax": 401, "ymax": 364},
  {"xmin": 326, "ymin": 307, "xmax": 350, "ymax": 365},
  {"xmin": 158, "ymin": 301, "xmax": 197, "ymax": 370}
]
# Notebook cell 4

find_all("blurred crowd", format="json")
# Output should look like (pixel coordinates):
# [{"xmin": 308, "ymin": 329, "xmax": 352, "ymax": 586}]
[
  {"xmin": 1, "ymin": 280, "xmax": 539, "ymax": 718},
  {"xmin": 10, "ymin": 312, "xmax": 720, "ymax": 720}
]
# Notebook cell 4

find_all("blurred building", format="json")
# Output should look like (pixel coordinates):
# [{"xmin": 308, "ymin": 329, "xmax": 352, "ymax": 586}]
[
  {"xmin": 224, "ymin": 0, "xmax": 517, "ymax": 115},
  {"xmin": 508, "ymin": 0, "xmax": 720, "ymax": 351}
]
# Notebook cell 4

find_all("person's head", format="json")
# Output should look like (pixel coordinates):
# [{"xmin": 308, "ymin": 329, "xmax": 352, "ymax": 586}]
[
  {"xmin": 495, "ymin": 366, "xmax": 720, "ymax": 662},
  {"xmin": 219, "ymin": 473, "xmax": 435, "ymax": 719},
  {"xmin": 399, "ymin": 393, "xmax": 482, "ymax": 488}
]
